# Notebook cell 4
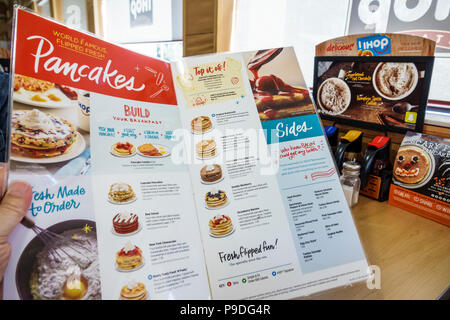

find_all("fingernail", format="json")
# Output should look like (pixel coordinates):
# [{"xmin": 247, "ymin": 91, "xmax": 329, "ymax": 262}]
[{"xmin": 7, "ymin": 181, "xmax": 32, "ymax": 198}]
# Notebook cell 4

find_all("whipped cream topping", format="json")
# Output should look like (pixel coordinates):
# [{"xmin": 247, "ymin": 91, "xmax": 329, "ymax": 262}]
[
  {"xmin": 12, "ymin": 110, "xmax": 73, "ymax": 141},
  {"xmin": 19, "ymin": 109, "xmax": 55, "ymax": 132},
  {"xmin": 111, "ymin": 183, "xmax": 130, "ymax": 192},
  {"xmin": 127, "ymin": 280, "xmax": 139, "ymax": 290},
  {"xmin": 114, "ymin": 212, "xmax": 137, "ymax": 223},
  {"xmin": 205, "ymin": 165, "xmax": 216, "ymax": 172},
  {"xmin": 210, "ymin": 188, "xmax": 219, "ymax": 194},
  {"xmin": 378, "ymin": 63, "xmax": 415, "ymax": 97},
  {"xmin": 320, "ymin": 79, "xmax": 349, "ymax": 113},
  {"xmin": 123, "ymin": 241, "xmax": 136, "ymax": 253}
]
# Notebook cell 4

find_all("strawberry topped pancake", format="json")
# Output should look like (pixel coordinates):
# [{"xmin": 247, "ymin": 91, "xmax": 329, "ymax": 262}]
[
  {"xmin": 112, "ymin": 142, "xmax": 135, "ymax": 156},
  {"xmin": 115, "ymin": 241, "xmax": 143, "ymax": 271},
  {"xmin": 393, "ymin": 146, "xmax": 431, "ymax": 184},
  {"xmin": 11, "ymin": 109, "xmax": 77, "ymax": 158},
  {"xmin": 209, "ymin": 214, "xmax": 233, "ymax": 236}
]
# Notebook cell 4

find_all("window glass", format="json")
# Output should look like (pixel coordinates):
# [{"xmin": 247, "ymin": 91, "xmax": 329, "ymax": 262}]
[
  {"xmin": 231, "ymin": 0, "xmax": 450, "ymax": 104},
  {"xmin": 122, "ymin": 41, "xmax": 182, "ymax": 61},
  {"xmin": 101, "ymin": 0, "xmax": 182, "ymax": 61}
]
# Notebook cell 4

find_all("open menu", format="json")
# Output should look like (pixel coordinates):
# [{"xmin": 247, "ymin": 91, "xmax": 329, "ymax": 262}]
[{"xmin": 3, "ymin": 8, "xmax": 369, "ymax": 300}]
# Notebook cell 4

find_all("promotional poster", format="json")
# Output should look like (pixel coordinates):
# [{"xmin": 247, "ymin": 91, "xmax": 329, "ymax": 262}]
[{"xmin": 314, "ymin": 33, "xmax": 435, "ymax": 133}]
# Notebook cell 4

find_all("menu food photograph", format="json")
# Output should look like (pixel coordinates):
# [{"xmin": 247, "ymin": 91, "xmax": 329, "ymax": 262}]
[
  {"xmin": 11, "ymin": 73, "xmax": 91, "ymax": 175},
  {"xmin": 245, "ymin": 48, "xmax": 315, "ymax": 122},
  {"xmin": 314, "ymin": 58, "xmax": 433, "ymax": 133}
]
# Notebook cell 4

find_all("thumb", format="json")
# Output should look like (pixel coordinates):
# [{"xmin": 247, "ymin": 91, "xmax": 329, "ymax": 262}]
[{"xmin": 0, "ymin": 181, "xmax": 32, "ymax": 244}]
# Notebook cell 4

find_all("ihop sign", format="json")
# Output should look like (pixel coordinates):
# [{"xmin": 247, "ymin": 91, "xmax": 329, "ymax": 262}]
[{"xmin": 357, "ymin": 34, "xmax": 391, "ymax": 56}]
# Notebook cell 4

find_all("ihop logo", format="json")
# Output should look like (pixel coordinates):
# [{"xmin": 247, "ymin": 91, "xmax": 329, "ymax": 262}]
[
  {"xmin": 78, "ymin": 101, "xmax": 90, "ymax": 116},
  {"xmin": 357, "ymin": 34, "xmax": 391, "ymax": 56}
]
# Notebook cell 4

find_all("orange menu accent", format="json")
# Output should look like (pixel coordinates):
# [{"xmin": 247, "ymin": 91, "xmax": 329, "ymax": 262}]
[
  {"xmin": 388, "ymin": 184, "xmax": 450, "ymax": 227},
  {"xmin": 14, "ymin": 9, "xmax": 177, "ymax": 105}
]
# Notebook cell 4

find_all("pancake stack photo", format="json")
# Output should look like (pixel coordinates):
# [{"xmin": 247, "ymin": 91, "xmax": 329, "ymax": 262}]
[
  {"xmin": 200, "ymin": 164, "xmax": 222, "ymax": 183},
  {"xmin": 112, "ymin": 142, "xmax": 136, "ymax": 156},
  {"xmin": 11, "ymin": 109, "xmax": 77, "ymax": 158},
  {"xmin": 209, "ymin": 214, "xmax": 233, "ymax": 236},
  {"xmin": 112, "ymin": 212, "xmax": 139, "ymax": 235},
  {"xmin": 196, "ymin": 139, "xmax": 217, "ymax": 159},
  {"xmin": 115, "ymin": 242, "xmax": 143, "ymax": 271},
  {"xmin": 191, "ymin": 116, "xmax": 213, "ymax": 134},
  {"xmin": 108, "ymin": 183, "xmax": 135, "ymax": 203},
  {"xmin": 205, "ymin": 189, "xmax": 228, "ymax": 209},
  {"xmin": 120, "ymin": 281, "xmax": 147, "ymax": 300}
]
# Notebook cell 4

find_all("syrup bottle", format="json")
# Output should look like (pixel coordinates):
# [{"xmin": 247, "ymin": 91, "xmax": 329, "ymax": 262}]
[
  {"xmin": 335, "ymin": 130, "xmax": 363, "ymax": 171},
  {"xmin": 360, "ymin": 136, "xmax": 392, "ymax": 202},
  {"xmin": 324, "ymin": 125, "xmax": 339, "ymax": 155}
]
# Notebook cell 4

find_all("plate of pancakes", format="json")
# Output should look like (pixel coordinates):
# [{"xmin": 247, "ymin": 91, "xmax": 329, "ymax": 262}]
[
  {"xmin": 119, "ymin": 282, "xmax": 148, "ymax": 300},
  {"xmin": 110, "ymin": 142, "xmax": 136, "ymax": 157},
  {"xmin": 10, "ymin": 109, "xmax": 86, "ymax": 164}
]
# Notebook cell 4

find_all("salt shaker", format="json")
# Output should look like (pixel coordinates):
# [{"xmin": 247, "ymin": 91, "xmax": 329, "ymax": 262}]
[{"xmin": 340, "ymin": 161, "xmax": 361, "ymax": 208}]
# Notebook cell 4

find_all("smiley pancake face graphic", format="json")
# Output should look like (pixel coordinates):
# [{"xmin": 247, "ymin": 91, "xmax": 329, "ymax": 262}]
[{"xmin": 393, "ymin": 146, "xmax": 431, "ymax": 184}]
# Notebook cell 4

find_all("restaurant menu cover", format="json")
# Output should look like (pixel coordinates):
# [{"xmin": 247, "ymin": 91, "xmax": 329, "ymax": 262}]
[
  {"xmin": 2, "ymin": 8, "xmax": 369, "ymax": 300},
  {"xmin": 389, "ymin": 132, "xmax": 450, "ymax": 227}
]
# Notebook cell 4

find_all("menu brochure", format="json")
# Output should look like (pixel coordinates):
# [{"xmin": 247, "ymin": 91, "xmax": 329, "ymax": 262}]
[{"xmin": 3, "ymin": 8, "xmax": 369, "ymax": 300}]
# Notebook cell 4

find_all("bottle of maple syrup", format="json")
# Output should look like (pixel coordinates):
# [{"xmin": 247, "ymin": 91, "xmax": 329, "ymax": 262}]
[
  {"xmin": 335, "ymin": 130, "xmax": 363, "ymax": 172},
  {"xmin": 360, "ymin": 136, "xmax": 392, "ymax": 201},
  {"xmin": 324, "ymin": 125, "xmax": 339, "ymax": 155}
]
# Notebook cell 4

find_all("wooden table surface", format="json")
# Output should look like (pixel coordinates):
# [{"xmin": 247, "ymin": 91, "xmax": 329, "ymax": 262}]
[{"xmin": 307, "ymin": 195, "xmax": 450, "ymax": 300}]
